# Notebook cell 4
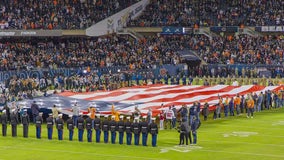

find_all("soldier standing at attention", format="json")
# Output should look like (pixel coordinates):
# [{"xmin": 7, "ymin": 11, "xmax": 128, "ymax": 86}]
[
  {"xmin": 109, "ymin": 116, "xmax": 117, "ymax": 144},
  {"xmin": 35, "ymin": 112, "xmax": 43, "ymax": 139},
  {"xmin": 66, "ymin": 115, "xmax": 74, "ymax": 141},
  {"xmin": 21, "ymin": 109, "xmax": 30, "ymax": 138},
  {"xmin": 86, "ymin": 113, "xmax": 93, "ymax": 142},
  {"xmin": 149, "ymin": 118, "xmax": 158, "ymax": 147},
  {"xmin": 133, "ymin": 117, "xmax": 141, "ymax": 146},
  {"xmin": 10, "ymin": 109, "xmax": 19, "ymax": 137},
  {"xmin": 46, "ymin": 114, "xmax": 54, "ymax": 140},
  {"xmin": 102, "ymin": 115, "xmax": 110, "ymax": 143},
  {"xmin": 56, "ymin": 114, "xmax": 64, "ymax": 140},
  {"xmin": 125, "ymin": 116, "xmax": 133, "ymax": 145},
  {"xmin": 94, "ymin": 114, "xmax": 101, "ymax": 143},
  {"xmin": 0, "ymin": 110, "xmax": 8, "ymax": 136},
  {"xmin": 77, "ymin": 113, "xmax": 85, "ymax": 142},
  {"xmin": 140, "ymin": 116, "xmax": 149, "ymax": 146},
  {"xmin": 118, "ymin": 115, "xmax": 125, "ymax": 145}
]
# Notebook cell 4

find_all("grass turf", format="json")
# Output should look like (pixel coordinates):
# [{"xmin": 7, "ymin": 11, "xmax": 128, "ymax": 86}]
[{"xmin": 1, "ymin": 108, "xmax": 284, "ymax": 160}]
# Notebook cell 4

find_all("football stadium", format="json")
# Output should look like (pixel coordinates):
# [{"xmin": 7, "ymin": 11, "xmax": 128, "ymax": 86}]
[{"xmin": 0, "ymin": 0, "xmax": 284, "ymax": 160}]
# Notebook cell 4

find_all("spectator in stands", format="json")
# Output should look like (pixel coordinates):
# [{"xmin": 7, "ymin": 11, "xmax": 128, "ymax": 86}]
[{"xmin": 0, "ymin": 0, "xmax": 138, "ymax": 30}]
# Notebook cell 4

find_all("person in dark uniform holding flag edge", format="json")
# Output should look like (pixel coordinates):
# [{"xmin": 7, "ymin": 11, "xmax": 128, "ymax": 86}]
[
  {"xmin": 66, "ymin": 115, "xmax": 74, "ymax": 141},
  {"xmin": 109, "ymin": 116, "xmax": 117, "ymax": 144},
  {"xmin": 46, "ymin": 114, "xmax": 54, "ymax": 140},
  {"xmin": 140, "ymin": 116, "xmax": 149, "ymax": 146},
  {"xmin": 94, "ymin": 114, "xmax": 101, "ymax": 143},
  {"xmin": 86, "ymin": 113, "xmax": 93, "ymax": 142},
  {"xmin": 22, "ymin": 109, "xmax": 30, "ymax": 138},
  {"xmin": 133, "ymin": 117, "xmax": 141, "ymax": 145},
  {"xmin": 149, "ymin": 117, "xmax": 158, "ymax": 147},
  {"xmin": 10, "ymin": 109, "xmax": 19, "ymax": 137},
  {"xmin": 125, "ymin": 116, "xmax": 133, "ymax": 145},
  {"xmin": 77, "ymin": 113, "xmax": 85, "ymax": 142},
  {"xmin": 0, "ymin": 110, "xmax": 8, "ymax": 136},
  {"xmin": 102, "ymin": 115, "xmax": 110, "ymax": 143},
  {"xmin": 56, "ymin": 114, "xmax": 64, "ymax": 140},
  {"xmin": 35, "ymin": 112, "xmax": 43, "ymax": 139},
  {"xmin": 118, "ymin": 115, "xmax": 125, "ymax": 145}
]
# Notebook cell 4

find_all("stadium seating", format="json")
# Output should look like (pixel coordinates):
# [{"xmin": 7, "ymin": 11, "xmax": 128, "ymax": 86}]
[
  {"xmin": 128, "ymin": 0, "xmax": 284, "ymax": 27},
  {"xmin": 0, "ymin": 35, "xmax": 183, "ymax": 71},
  {"xmin": 0, "ymin": 0, "xmax": 283, "ymax": 105},
  {"xmin": 189, "ymin": 34, "xmax": 283, "ymax": 65},
  {"xmin": 0, "ymin": 0, "xmax": 139, "ymax": 29}
]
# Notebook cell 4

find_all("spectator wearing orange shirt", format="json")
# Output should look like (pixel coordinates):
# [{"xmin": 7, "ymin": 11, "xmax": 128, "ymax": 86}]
[
  {"xmin": 234, "ymin": 94, "xmax": 241, "ymax": 116},
  {"xmin": 247, "ymin": 96, "xmax": 255, "ymax": 118},
  {"xmin": 88, "ymin": 106, "xmax": 96, "ymax": 127}
]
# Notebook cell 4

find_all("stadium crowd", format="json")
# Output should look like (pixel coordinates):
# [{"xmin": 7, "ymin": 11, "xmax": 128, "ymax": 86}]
[
  {"xmin": 128, "ymin": 0, "xmax": 284, "ymax": 27},
  {"xmin": 0, "ymin": 0, "xmax": 282, "ymax": 29},
  {"xmin": 0, "ymin": 34, "xmax": 283, "ymax": 72},
  {"xmin": 0, "ymin": 0, "xmax": 139, "ymax": 29},
  {"xmin": 190, "ymin": 34, "xmax": 284, "ymax": 65},
  {"xmin": 0, "ymin": 35, "xmax": 182, "ymax": 71}
]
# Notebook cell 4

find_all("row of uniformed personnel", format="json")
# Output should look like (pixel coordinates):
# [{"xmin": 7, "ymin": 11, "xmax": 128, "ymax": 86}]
[{"xmin": 1, "ymin": 110, "xmax": 158, "ymax": 147}]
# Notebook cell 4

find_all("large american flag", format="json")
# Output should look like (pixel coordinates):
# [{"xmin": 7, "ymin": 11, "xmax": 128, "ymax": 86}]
[
  {"xmin": 15, "ymin": 84, "xmax": 283, "ymax": 116},
  {"xmin": 56, "ymin": 84, "xmax": 283, "ymax": 116}
]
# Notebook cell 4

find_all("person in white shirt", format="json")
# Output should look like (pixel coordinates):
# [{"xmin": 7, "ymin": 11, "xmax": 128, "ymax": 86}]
[
  {"xmin": 71, "ymin": 102, "xmax": 80, "ymax": 127},
  {"xmin": 232, "ymin": 79, "xmax": 239, "ymax": 86},
  {"xmin": 52, "ymin": 105, "xmax": 59, "ymax": 123},
  {"xmin": 147, "ymin": 108, "xmax": 152, "ymax": 124},
  {"xmin": 165, "ymin": 106, "xmax": 174, "ymax": 129}
]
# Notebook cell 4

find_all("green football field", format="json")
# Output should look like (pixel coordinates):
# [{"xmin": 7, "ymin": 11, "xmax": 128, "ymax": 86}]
[{"xmin": 1, "ymin": 108, "xmax": 284, "ymax": 160}]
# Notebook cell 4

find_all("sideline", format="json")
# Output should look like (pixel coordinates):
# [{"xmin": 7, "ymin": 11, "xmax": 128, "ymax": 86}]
[
  {"xmin": 162, "ymin": 138, "xmax": 284, "ymax": 147},
  {"xmin": 204, "ymin": 123, "xmax": 284, "ymax": 130},
  {"xmin": 198, "ymin": 130, "xmax": 284, "ymax": 138},
  {"xmin": 200, "ymin": 139, "xmax": 284, "ymax": 147},
  {"xmin": 0, "ymin": 146, "xmax": 167, "ymax": 160},
  {"xmin": 199, "ymin": 149, "xmax": 284, "ymax": 158},
  {"xmin": 158, "ymin": 144, "xmax": 284, "ymax": 158}
]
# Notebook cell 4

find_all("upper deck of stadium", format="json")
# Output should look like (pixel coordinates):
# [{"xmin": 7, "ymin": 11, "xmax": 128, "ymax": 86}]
[{"xmin": 0, "ymin": 0, "xmax": 283, "ymax": 30}]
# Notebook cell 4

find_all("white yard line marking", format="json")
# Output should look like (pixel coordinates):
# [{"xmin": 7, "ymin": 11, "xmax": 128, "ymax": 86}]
[{"xmin": 0, "ymin": 146, "xmax": 168, "ymax": 160}]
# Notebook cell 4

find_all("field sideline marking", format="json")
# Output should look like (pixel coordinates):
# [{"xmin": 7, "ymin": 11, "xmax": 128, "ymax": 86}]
[
  {"xmin": 200, "ymin": 140, "xmax": 284, "ymax": 147},
  {"xmin": 199, "ymin": 130, "xmax": 284, "ymax": 138},
  {"xmin": 1, "ymin": 144, "xmax": 284, "ymax": 159},
  {"xmin": 0, "ymin": 146, "xmax": 168, "ymax": 160},
  {"xmin": 158, "ymin": 145, "xmax": 284, "ymax": 158},
  {"xmin": 199, "ymin": 149, "xmax": 284, "ymax": 158},
  {"xmin": 162, "ymin": 138, "xmax": 284, "ymax": 147},
  {"xmin": 209, "ymin": 123, "xmax": 284, "ymax": 130}
]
